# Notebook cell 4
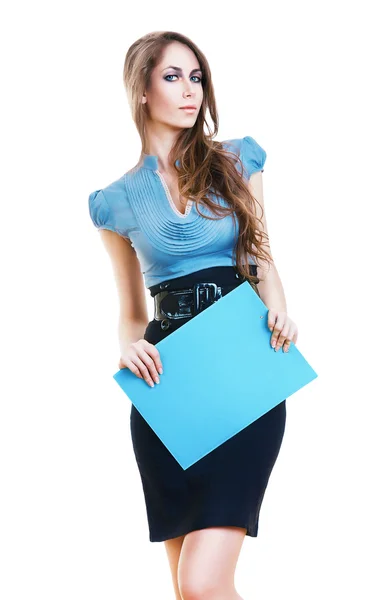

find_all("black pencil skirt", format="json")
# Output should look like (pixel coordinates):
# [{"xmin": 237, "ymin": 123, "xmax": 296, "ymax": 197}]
[{"xmin": 130, "ymin": 265, "xmax": 287, "ymax": 542}]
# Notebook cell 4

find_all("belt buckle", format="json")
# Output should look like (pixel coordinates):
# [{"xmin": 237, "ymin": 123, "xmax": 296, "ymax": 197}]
[{"xmin": 192, "ymin": 282, "xmax": 218, "ymax": 315}]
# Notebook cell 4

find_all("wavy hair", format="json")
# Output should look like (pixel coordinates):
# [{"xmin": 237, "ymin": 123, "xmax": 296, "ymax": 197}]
[{"xmin": 123, "ymin": 31, "xmax": 273, "ymax": 285}]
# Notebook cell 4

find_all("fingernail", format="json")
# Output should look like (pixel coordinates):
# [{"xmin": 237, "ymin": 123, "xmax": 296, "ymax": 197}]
[
  {"xmin": 272, "ymin": 340, "xmax": 276, "ymax": 347},
  {"xmin": 159, "ymin": 367, "xmax": 163, "ymax": 374}
]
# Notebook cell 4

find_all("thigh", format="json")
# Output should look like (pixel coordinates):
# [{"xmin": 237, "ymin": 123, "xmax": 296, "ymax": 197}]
[
  {"xmin": 178, "ymin": 526, "xmax": 247, "ymax": 596},
  {"xmin": 164, "ymin": 535, "xmax": 186, "ymax": 600}
]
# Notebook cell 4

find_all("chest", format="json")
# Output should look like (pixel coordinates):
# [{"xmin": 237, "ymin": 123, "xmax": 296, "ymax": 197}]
[
  {"xmin": 123, "ymin": 167, "xmax": 240, "ymax": 258},
  {"xmin": 154, "ymin": 170, "xmax": 193, "ymax": 217}
]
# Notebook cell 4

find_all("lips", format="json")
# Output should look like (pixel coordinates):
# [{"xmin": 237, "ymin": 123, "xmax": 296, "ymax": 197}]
[{"xmin": 180, "ymin": 106, "xmax": 197, "ymax": 109}]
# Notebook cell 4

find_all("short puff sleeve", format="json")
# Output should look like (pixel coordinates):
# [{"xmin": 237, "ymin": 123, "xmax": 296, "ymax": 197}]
[
  {"xmin": 240, "ymin": 135, "xmax": 267, "ymax": 179},
  {"xmin": 88, "ymin": 189, "xmax": 117, "ymax": 233}
]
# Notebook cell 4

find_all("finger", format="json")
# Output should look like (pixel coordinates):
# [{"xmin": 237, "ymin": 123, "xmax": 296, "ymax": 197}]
[
  {"xmin": 132, "ymin": 355, "xmax": 157, "ymax": 387},
  {"xmin": 275, "ymin": 324, "xmax": 290, "ymax": 351},
  {"xmin": 140, "ymin": 340, "xmax": 163, "ymax": 375},
  {"xmin": 282, "ymin": 325, "xmax": 296, "ymax": 352},
  {"xmin": 267, "ymin": 309, "xmax": 278, "ymax": 333},
  {"xmin": 270, "ymin": 314, "xmax": 286, "ymax": 348},
  {"xmin": 138, "ymin": 349, "xmax": 161, "ymax": 385},
  {"xmin": 120, "ymin": 357, "xmax": 143, "ymax": 379}
]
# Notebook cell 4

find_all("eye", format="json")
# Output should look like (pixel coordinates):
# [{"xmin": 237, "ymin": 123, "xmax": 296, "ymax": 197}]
[{"xmin": 164, "ymin": 74, "xmax": 202, "ymax": 83}]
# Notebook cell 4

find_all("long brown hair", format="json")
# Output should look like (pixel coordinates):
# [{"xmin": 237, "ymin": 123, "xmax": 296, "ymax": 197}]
[{"xmin": 123, "ymin": 31, "xmax": 273, "ymax": 285}]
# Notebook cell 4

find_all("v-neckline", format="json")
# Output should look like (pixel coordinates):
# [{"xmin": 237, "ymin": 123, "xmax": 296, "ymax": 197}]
[
  {"xmin": 140, "ymin": 151, "xmax": 194, "ymax": 220},
  {"xmin": 155, "ymin": 170, "xmax": 194, "ymax": 219}
]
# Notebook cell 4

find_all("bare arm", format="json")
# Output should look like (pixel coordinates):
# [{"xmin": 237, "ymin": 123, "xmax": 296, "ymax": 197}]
[
  {"xmin": 97, "ymin": 230, "xmax": 149, "ymax": 353},
  {"xmin": 97, "ymin": 230, "xmax": 163, "ymax": 385},
  {"xmin": 248, "ymin": 172, "xmax": 287, "ymax": 313}
]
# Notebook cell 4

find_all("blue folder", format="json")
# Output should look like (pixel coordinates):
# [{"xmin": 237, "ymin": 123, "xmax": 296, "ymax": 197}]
[{"xmin": 113, "ymin": 282, "xmax": 318, "ymax": 470}]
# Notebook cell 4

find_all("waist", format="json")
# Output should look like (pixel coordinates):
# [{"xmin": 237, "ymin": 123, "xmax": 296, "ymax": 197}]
[{"xmin": 149, "ymin": 265, "xmax": 259, "ymax": 327}]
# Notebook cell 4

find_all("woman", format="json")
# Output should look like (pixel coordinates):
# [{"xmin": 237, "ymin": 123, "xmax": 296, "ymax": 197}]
[{"xmin": 89, "ymin": 30, "xmax": 298, "ymax": 600}]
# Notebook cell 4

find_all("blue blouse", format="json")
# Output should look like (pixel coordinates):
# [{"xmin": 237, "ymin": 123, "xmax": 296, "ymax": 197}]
[{"xmin": 88, "ymin": 135, "xmax": 266, "ymax": 288}]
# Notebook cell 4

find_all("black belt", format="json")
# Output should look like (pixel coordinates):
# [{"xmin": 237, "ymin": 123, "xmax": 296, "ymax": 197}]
[{"xmin": 153, "ymin": 276, "xmax": 259, "ymax": 330}]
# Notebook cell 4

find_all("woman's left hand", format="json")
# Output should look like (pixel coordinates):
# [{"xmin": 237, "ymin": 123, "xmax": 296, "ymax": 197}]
[{"xmin": 267, "ymin": 310, "xmax": 298, "ymax": 352}]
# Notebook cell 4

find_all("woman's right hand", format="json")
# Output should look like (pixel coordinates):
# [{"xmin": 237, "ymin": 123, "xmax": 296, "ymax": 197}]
[{"xmin": 118, "ymin": 340, "xmax": 163, "ymax": 387}]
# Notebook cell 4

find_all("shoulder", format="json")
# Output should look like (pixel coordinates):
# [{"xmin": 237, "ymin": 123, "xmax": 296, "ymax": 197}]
[
  {"xmin": 222, "ymin": 135, "xmax": 267, "ymax": 178},
  {"xmin": 88, "ymin": 174, "xmax": 128, "ymax": 232}
]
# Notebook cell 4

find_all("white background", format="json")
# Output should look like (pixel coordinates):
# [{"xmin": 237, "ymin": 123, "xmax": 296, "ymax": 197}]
[{"xmin": 1, "ymin": 0, "xmax": 376, "ymax": 598}]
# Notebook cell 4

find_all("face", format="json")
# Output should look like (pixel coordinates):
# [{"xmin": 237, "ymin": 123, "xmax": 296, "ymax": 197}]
[{"xmin": 142, "ymin": 41, "xmax": 204, "ymax": 130}]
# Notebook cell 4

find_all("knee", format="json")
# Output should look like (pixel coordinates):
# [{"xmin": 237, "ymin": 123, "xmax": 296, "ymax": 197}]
[{"xmin": 178, "ymin": 577, "xmax": 221, "ymax": 600}]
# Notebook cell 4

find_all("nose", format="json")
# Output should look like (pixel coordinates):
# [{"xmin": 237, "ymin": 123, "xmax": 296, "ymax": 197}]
[{"xmin": 182, "ymin": 78, "xmax": 196, "ymax": 96}]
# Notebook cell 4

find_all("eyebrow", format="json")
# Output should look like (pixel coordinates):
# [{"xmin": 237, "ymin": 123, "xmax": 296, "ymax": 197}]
[{"xmin": 162, "ymin": 66, "xmax": 202, "ymax": 74}]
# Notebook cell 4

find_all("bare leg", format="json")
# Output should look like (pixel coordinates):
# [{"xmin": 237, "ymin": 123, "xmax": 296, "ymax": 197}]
[
  {"xmin": 164, "ymin": 534, "xmax": 186, "ymax": 600},
  {"xmin": 177, "ymin": 526, "xmax": 247, "ymax": 600}
]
